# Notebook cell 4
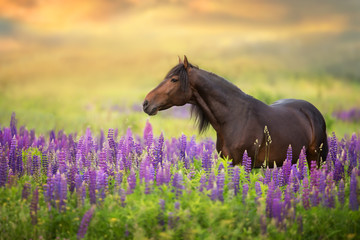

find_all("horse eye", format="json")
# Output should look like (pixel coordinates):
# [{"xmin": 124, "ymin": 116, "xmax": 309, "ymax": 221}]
[{"xmin": 171, "ymin": 78, "xmax": 178, "ymax": 83}]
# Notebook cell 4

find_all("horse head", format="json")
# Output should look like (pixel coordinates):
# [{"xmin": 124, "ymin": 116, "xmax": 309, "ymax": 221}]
[{"xmin": 143, "ymin": 56, "xmax": 194, "ymax": 115}]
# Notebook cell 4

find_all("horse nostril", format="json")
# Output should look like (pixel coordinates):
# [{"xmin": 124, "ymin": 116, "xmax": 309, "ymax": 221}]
[{"xmin": 143, "ymin": 100, "xmax": 149, "ymax": 109}]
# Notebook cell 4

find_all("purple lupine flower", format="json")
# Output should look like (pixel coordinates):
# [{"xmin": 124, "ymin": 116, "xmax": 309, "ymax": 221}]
[
  {"xmin": 9, "ymin": 136, "xmax": 17, "ymax": 174},
  {"xmin": 145, "ymin": 164, "xmax": 154, "ymax": 194},
  {"xmin": 31, "ymin": 155, "xmax": 40, "ymax": 181},
  {"xmin": 329, "ymin": 132, "xmax": 338, "ymax": 165},
  {"xmin": 115, "ymin": 171, "xmax": 123, "ymax": 189},
  {"xmin": 49, "ymin": 130, "xmax": 56, "ymax": 144},
  {"xmin": 58, "ymin": 150, "xmax": 67, "ymax": 174},
  {"xmin": 139, "ymin": 156, "xmax": 149, "ymax": 183},
  {"xmin": 97, "ymin": 170, "xmax": 107, "ymax": 201},
  {"xmin": 174, "ymin": 201, "xmax": 180, "ymax": 210},
  {"xmin": 68, "ymin": 164, "xmax": 77, "ymax": 193},
  {"xmin": 99, "ymin": 150, "xmax": 108, "ymax": 174},
  {"xmin": 172, "ymin": 172, "xmax": 184, "ymax": 197},
  {"xmin": 98, "ymin": 129, "xmax": 105, "ymax": 151},
  {"xmin": 284, "ymin": 185, "xmax": 293, "ymax": 210},
  {"xmin": 278, "ymin": 168, "xmax": 284, "ymax": 187},
  {"xmin": 146, "ymin": 164, "xmax": 155, "ymax": 183},
  {"xmin": 186, "ymin": 136, "xmax": 197, "ymax": 162},
  {"xmin": 2, "ymin": 128, "xmax": 11, "ymax": 148},
  {"xmin": 211, "ymin": 183, "xmax": 219, "ymax": 201},
  {"xmin": 310, "ymin": 160, "xmax": 317, "ymax": 173},
  {"xmin": 199, "ymin": 174, "xmax": 207, "ymax": 192},
  {"xmin": 324, "ymin": 185, "xmax": 335, "ymax": 209},
  {"xmin": 127, "ymin": 169, "xmax": 137, "ymax": 194},
  {"xmin": 30, "ymin": 187, "xmax": 39, "ymax": 225},
  {"xmin": 46, "ymin": 169, "xmax": 54, "ymax": 205},
  {"xmin": 134, "ymin": 141, "xmax": 142, "ymax": 157},
  {"xmin": 310, "ymin": 161, "xmax": 318, "ymax": 190},
  {"xmin": 179, "ymin": 134, "xmax": 187, "ymax": 161},
  {"xmin": 43, "ymin": 183, "xmax": 49, "ymax": 205},
  {"xmin": 107, "ymin": 128, "xmax": 116, "ymax": 160},
  {"xmin": 143, "ymin": 120, "xmax": 153, "ymax": 152},
  {"xmin": 349, "ymin": 169, "xmax": 359, "ymax": 211},
  {"xmin": 255, "ymin": 181, "xmax": 262, "ymax": 201},
  {"xmin": 153, "ymin": 133, "xmax": 164, "ymax": 168},
  {"xmin": 233, "ymin": 166, "xmax": 240, "ymax": 196},
  {"xmin": 10, "ymin": 112, "xmax": 17, "ymax": 137},
  {"xmin": 283, "ymin": 145, "xmax": 292, "ymax": 185},
  {"xmin": 310, "ymin": 186, "xmax": 320, "ymax": 207},
  {"xmin": 163, "ymin": 162, "xmax": 172, "ymax": 185},
  {"xmin": 75, "ymin": 174, "xmax": 83, "ymax": 191},
  {"xmin": 302, "ymin": 177, "xmax": 310, "ymax": 210},
  {"xmin": 272, "ymin": 188, "xmax": 281, "ymax": 207},
  {"xmin": 120, "ymin": 143, "xmax": 129, "ymax": 171},
  {"xmin": 264, "ymin": 167, "xmax": 272, "ymax": 185},
  {"xmin": 272, "ymin": 166, "xmax": 279, "ymax": 187},
  {"xmin": 266, "ymin": 181, "xmax": 275, "ymax": 218},
  {"xmin": 188, "ymin": 171, "xmax": 196, "ymax": 180},
  {"xmin": 0, "ymin": 149, "xmax": 8, "ymax": 187},
  {"xmin": 323, "ymin": 172, "xmax": 335, "ymax": 208},
  {"xmin": 218, "ymin": 162, "xmax": 224, "ymax": 172},
  {"xmin": 54, "ymin": 172, "xmax": 67, "ymax": 212},
  {"xmin": 333, "ymin": 158, "xmax": 344, "ymax": 182},
  {"xmin": 41, "ymin": 151, "xmax": 48, "ymax": 175},
  {"xmin": 22, "ymin": 182, "xmax": 31, "ymax": 200},
  {"xmin": 202, "ymin": 146, "xmax": 212, "ymax": 172},
  {"xmin": 89, "ymin": 169, "xmax": 96, "ymax": 204},
  {"xmin": 348, "ymin": 133, "xmax": 358, "ymax": 175},
  {"xmin": 242, "ymin": 183, "xmax": 249, "ymax": 204},
  {"xmin": 298, "ymin": 147, "xmax": 306, "ymax": 180},
  {"xmin": 242, "ymin": 150, "xmax": 252, "ymax": 179},
  {"xmin": 156, "ymin": 166, "xmax": 164, "ymax": 186},
  {"xmin": 77, "ymin": 206, "xmax": 95, "ymax": 239},
  {"xmin": 272, "ymin": 197, "xmax": 283, "ymax": 226},
  {"xmin": 216, "ymin": 172, "xmax": 225, "ymax": 201},
  {"xmin": 318, "ymin": 170, "xmax": 326, "ymax": 195},
  {"xmin": 338, "ymin": 179, "xmax": 345, "ymax": 207},
  {"xmin": 290, "ymin": 167, "xmax": 299, "ymax": 193},
  {"xmin": 207, "ymin": 172, "xmax": 216, "ymax": 191},
  {"xmin": 125, "ymin": 128, "xmax": 134, "ymax": 155}
]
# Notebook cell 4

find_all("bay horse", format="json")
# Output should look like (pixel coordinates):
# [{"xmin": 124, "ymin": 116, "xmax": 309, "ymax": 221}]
[{"xmin": 143, "ymin": 56, "xmax": 328, "ymax": 168}]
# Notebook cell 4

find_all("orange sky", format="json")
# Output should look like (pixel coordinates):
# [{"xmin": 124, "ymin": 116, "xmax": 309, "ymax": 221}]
[{"xmin": 0, "ymin": 0, "xmax": 358, "ymax": 32}]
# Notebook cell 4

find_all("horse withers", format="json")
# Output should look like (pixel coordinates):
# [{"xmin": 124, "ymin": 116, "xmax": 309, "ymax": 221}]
[{"xmin": 143, "ymin": 56, "xmax": 328, "ymax": 168}]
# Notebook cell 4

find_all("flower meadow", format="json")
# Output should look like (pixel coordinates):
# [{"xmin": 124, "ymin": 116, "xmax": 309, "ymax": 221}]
[{"xmin": 0, "ymin": 113, "xmax": 360, "ymax": 240}]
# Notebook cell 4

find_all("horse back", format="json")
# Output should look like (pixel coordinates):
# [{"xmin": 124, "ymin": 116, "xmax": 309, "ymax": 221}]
[{"xmin": 270, "ymin": 99, "xmax": 328, "ymax": 164}]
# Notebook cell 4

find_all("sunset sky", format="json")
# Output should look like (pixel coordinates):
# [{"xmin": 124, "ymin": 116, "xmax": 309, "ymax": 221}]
[
  {"xmin": 1, "ymin": 0, "xmax": 359, "ymax": 81},
  {"xmin": 1, "ymin": 0, "xmax": 358, "ymax": 39}
]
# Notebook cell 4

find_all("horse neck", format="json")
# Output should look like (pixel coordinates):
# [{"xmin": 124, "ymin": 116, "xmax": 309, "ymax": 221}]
[{"xmin": 190, "ymin": 68, "xmax": 252, "ymax": 132}]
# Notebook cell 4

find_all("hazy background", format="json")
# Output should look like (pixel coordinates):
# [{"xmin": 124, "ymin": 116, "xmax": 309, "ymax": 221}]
[{"xmin": 1, "ymin": 0, "xmax": 360, "ymax": 137}]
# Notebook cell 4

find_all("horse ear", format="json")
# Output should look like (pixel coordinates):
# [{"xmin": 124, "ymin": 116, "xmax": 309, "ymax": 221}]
[
  {"xmin": 183, "ymin": 55, "xmax": 189, "ymax": 69},
  {"xmin": 178, "ymin": 56, "xmax": 183, "ymax": 64}
]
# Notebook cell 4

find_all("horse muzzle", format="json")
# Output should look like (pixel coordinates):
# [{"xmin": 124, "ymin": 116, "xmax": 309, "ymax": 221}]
[{"xmin": 143, "ymin": 100, "xmax": 158, "ymax": 116}]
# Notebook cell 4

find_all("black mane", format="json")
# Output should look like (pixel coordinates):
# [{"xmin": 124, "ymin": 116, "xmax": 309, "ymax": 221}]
[
  {"xmin": 165, "ymin": 63, "xmax": 197, "ymax": 92},
  {"xmin": 191, "ymin": 104, "xmax": 210, "ymax": 133}
]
